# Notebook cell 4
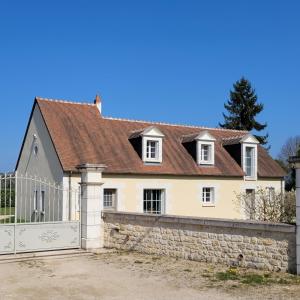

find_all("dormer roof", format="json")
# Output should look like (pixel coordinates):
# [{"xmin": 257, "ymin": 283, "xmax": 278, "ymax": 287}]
[
  {"xmin": 222, "ymin": 133, "xmax": 259, "ymax": 146},
  {"xmin": 182, "ymin": 130, "xmax": 216, "ymax": 143},
  {"xmin": 129, "ymin": 126, "xmax": 165, "ymax": 139}
]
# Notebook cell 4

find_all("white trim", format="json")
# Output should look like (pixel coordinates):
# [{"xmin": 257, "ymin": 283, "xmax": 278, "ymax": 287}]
[
  {"xmin": 240, "ymin": 134, "xmax": 260, "ymax": 144},
  {"xmin": 142, "ymin": 136, "xmax": 163, "ymax": 163},
  {"xmin": 242, "ymin": 143, "xmax": 258, "ymax": 180},
  {"xmin": 101, "ymin": 182, "xmax": 125, "ymax": 211},
  {"xmin": 136, "ymin": 182, "xmax": 172, "ymax": 214},
  {"xmin": 140, "ymin": 126, "xmax": 165, "ymax": 138},
  {"xmin": 197, "ymin": 141, "xmax": 215, "ymax": 165},
  {"xmin": 195, "ymin": 131, "xmax": 216, "ymax": 142},
  {"xmin": 197, "ymin": 183, "xmax": 219, "ymax": 207}
]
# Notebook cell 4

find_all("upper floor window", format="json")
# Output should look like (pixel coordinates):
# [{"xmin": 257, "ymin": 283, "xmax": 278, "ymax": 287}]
[
  {"xmin": 200, "ymin": 143, "xmax": 213, "ymax": 164},
  {"xmin": 146, "ymin": 140, "xmax": 159, "ymax": 160},
  {"xmin": 245, "ymin": 146, "xmax": 255, "ymax": 177},
  {"xmin": 240, "ymin": 134, "xmax": 259, "ymax": 180},
  {"xmin": 196, "ymin": 131, "xmax": 216, "ymax": 165}
]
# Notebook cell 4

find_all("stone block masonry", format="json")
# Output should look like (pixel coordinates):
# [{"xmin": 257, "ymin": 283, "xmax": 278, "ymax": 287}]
[{"xmin": 102, "ymin": 212, "xmax": 296, "ymax": 273}]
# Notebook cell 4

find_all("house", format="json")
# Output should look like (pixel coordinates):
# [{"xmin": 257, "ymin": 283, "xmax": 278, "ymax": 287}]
[{"xmin": 16, "ymin": 96, "xmax": 285, "ymax": 220}]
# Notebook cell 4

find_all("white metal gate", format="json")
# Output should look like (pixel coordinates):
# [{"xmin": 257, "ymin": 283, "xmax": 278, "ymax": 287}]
[{"xmin": 0, "ymin": 173, "xmax": 81, "ymax": 254}]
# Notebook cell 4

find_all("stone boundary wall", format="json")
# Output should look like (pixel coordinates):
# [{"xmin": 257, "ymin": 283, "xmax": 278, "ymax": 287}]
[{"xmin": 102, "ymin": 212, "xmax": 296, "ymax": 273}]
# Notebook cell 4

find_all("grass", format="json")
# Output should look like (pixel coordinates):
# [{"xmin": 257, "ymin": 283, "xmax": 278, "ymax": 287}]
[
  {"xmin": 0, "ymin": 207, "xmax": 15, "ymax": 215},
  {"xmin": 0, "ymin": 207, "xmax": 15, "ymax": 223},
  {"xmin": 215, "ymin": 267, "xmax": 300, "ymax": 286}
]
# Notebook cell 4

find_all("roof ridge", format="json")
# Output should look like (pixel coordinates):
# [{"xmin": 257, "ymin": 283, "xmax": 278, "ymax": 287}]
[
  {"xmin": 36, "ymin": 97, "xmax": 95, "ymax": 106},
  {"xmin": 103, "ymin": 116, "xmax": 249, "ymax": 133}
]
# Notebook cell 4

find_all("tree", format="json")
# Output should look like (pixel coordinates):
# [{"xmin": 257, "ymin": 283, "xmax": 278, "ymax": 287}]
[
  {"xmin": 219, "ymin": 77, "xmax": 268, "ymax": 146},
  {"xmin": 277, "ymin": 136, "xmax": 300, "ymax": 191},
  {"xmin": 235, "ymin": 188, "xmax": 295, "ymax": 224},
  {"xmin": 278, "ymin": 136, "xmax": 300, "ymax": 163}
]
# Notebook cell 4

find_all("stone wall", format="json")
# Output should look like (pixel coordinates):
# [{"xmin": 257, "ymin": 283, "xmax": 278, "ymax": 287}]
[{"xmin": 103, "ymin": 212, "xmax": 296, "ymax": 273}]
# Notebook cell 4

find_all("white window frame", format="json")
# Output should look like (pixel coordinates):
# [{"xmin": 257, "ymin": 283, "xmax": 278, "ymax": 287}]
[
  {"xmin": 201, "ymin": 187, "xmax": 215, "ymax": 206},
  {"xmin": 103, "ymin": 188, "xmax": 118, "ymax": 211},
  {"xmin": 267, "ymin": 187, "xmax": 275, "ymax": 201},
  {"xmin": 197, "ymin": 141, "xmax": 215, "ymax": 165},
  {"xmin": 142, "ymin": 136, "xmax": 163, "ymax": 163},
  {"xmin": 242, "ymin": 143, "xmax": 257, "ymax": 180},
  {"xmin": 143, "ymin": 189, "xmax": 165, "ymax": 215}
]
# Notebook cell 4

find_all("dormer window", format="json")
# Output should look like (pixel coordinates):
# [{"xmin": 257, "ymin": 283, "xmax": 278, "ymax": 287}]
[
  {"xmin": 199, "ymin": 143, "xmax": 213, "ymax": 164},
  {"xmin": 223, "ymin": 133, "xmax": 259, "ymax": 180},
  {"xmin": 245, "ymin": 146, "xmax": 255, "ymax": 177},
  {"xmin": 182, "ymin": 131, "xmax": 216, "ymax": 166},
  {"xmin": 146, "ymin": 140, "xmax": 159, "ymax": 160},
  {"xmin": 129, "ymin": 126, "xmax": 164, "ymax": 164},
  {"xmin": 196, "ymin": 132, "xmax": 216, "ymax": 165}
]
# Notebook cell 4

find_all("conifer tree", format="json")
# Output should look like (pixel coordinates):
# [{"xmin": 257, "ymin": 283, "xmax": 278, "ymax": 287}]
[{"xmin": 220, "ymin": 77, "xmax": 268, "ymax": 146}]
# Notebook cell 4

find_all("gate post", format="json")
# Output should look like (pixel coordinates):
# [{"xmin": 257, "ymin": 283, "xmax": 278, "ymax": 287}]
[
  {"xmin": 77, "ymin": 163, "xmax": 106, "ymax": 250},
  {"xmin": 289, "ymin": 156, "xmax": 300, "ymax": 274}
]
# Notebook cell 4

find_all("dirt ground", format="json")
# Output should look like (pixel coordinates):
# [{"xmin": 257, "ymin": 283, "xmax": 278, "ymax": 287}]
[{"xmin": 0, "ymin": 250, "xmax": 300, "ymax": 300}]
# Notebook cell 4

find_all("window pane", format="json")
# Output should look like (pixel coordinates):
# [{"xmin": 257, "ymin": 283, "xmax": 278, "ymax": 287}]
[
  {"xmin": 202, "ymin": 187, "xmax": 214, "ymax": 203},
  {"xmin": 103, "ymin": 189, "xmax": 117, "ymax": 209},
  {"xmin": 201, "ymin": 144, "xmax": 211, "ymax": 161},
  {"xmin": 143, "ymin": 189, "xmax": 163, "ymax": 214},
  {"xmin": 146, "ymin": 140, "xmax": 159, "ymax": 159},
  {"xmin": 245, "ymin": 147, "xmax": 254, "ymax": 176}
]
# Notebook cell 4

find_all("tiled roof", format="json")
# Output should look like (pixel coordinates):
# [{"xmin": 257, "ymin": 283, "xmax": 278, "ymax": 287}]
[{"xmin": 34, "ymin": 97, "xmax": 286, "ymax": 178}]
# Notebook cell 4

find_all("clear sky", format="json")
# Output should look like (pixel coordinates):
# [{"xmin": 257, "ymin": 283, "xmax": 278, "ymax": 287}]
[{"xmin": 0, "ymin": 0, "xmax": 299, "ymax": 172}]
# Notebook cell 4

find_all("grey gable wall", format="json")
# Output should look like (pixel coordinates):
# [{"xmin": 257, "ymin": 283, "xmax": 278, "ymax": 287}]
[{"xmin": 16, "ymin": 104, "xmax": 64, "ymax": 184}]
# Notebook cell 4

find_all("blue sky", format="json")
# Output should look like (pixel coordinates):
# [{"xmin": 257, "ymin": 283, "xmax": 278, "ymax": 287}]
[{"xmin": 0, "ymin": 0, "xmax": 299, "ymax": 172}]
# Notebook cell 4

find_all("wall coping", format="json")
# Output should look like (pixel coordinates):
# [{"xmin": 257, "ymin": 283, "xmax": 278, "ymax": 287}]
[{"xmin": 102, "ymin": 212, "xmax": 296, "ymax": 233}]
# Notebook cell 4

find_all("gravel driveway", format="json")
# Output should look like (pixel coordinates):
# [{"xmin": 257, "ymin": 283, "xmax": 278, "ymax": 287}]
[{"xmin": 0, "ymin": 250, "xmax": 299, "ymax": 300}]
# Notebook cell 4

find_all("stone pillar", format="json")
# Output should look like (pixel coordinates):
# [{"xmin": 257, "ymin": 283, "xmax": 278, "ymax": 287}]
[
  {"xmin": 77, "ymin": 163, "xmax": 106, "ymax": 250},
  {"xmin": 289, "ymin": 156, "xmax": 300, "ymax": 274}
]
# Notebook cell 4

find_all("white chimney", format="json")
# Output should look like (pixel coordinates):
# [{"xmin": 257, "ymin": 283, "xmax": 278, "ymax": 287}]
[{"xmin": 94, "ymin": 94, "xmax": 102, "ymax": 114}]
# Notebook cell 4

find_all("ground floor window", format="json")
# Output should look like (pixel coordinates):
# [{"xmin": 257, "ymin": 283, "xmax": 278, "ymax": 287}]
[
  {"xmin": 143, "ymin": 189, "xmax": 164, "ymax": 214},
  {"xmin": 246, "ymin": 189, "xmax": 255, "ymax": 219},
  {"xmin": 202, "ymin": 187, "xmax": 215, "ymax": 204},
  {"xmin": 103, "ymin": 189, "xmax": 117, "ymax": 210}
]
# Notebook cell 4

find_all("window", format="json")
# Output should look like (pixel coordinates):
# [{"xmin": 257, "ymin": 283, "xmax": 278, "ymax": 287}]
[
  {"xmin": 246, "ymin": 189, "xmax": 255, "ymax": 219},
  {"xmin": 197, "ymin": 141, "xmax": 215, "ymax": 165},
  {"xmin": 41, "ymin": 191, "xmax": 45, "ymax": 213},
  {"xmin": 34, "ymin": 190, "xmax": 45, "ymax": 213},
  {"xmin": 103, "ymin": 189, "xmax": 117, "ymax": 210},
  {"xmin": 242, "ymin": 144, "xmax": 257, "ymax": 180},
  {"xmin": 267, "ymin": 187, "xmax": 275, "ymax": 201},
  {"xmin": 245, "ymin": 147, "xmax": 255, "ymax": 177},
  {"xmin": 34, "ymin": 190, "xmax": 39, "ymax": 212},
  {"xmin": 146, "ymin": 140, "xmax": 159, "ymax": 160},
  {"xmin": 143, "ymin": 189, "xmax": 164, "ymax": 214},
  {"xmin": 202, "ymin": 187, "xmax": 214, "ymax": 204},
  {"xmin": 201, "ymin": 144, "xmax": 212, "ymax": 162}
]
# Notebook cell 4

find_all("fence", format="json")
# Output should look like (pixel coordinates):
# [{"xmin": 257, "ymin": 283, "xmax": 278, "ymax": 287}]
[
  {"xmin": 103, "ymin": 212, "xmax": 296, "ymax": 273},
  {"xmin": 0, "ymin": 173, "xmax": 80, "ymax": 224}
]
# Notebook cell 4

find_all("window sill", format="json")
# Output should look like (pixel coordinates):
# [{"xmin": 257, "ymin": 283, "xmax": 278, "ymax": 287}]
[
  {"xmin": 144, "ymin": 161, "xmax": 162, "ymax": 165},
  {"xmin": 198, "ymin": 161, "xmax": 214, "ymax": 166},
  {"xmin": 244, "ymin": 176, "xmax": 257, "ymax": 181},
  {"xmin": 202, "ymin": 203, "xmax": 215, "ymax": 207}
]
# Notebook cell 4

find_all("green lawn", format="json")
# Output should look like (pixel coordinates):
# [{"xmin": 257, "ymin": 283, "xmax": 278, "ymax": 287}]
[{"xmin": 0, "ymin": 207, "xmax": 15, "ymax": 216}]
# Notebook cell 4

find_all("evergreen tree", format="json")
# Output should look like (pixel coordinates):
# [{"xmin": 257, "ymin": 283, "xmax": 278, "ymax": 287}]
[{"xmin": 219, "ymin": 77, "xmax": 268, "ymax": 146}]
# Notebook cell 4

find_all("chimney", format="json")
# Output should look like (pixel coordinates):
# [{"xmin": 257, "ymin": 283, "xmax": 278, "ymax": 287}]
[{"xmin": 94, "ymin": 94, "xmax": 102, "ymax": 114}]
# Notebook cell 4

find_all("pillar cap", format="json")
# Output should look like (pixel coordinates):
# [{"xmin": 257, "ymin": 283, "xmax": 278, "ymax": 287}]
[
  {"xmin": 77, "ymin": 163, "xmax": 107, "ymax": 172},
  {"xmin": 289, "ymin": 156, "xmax": 300, "ymax": 168}
]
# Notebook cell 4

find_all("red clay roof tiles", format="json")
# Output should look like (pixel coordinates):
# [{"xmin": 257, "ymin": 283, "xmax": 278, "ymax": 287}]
[{"xmin": 35, "ymin": 98, "xmax": 285, "ymax": 178}]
